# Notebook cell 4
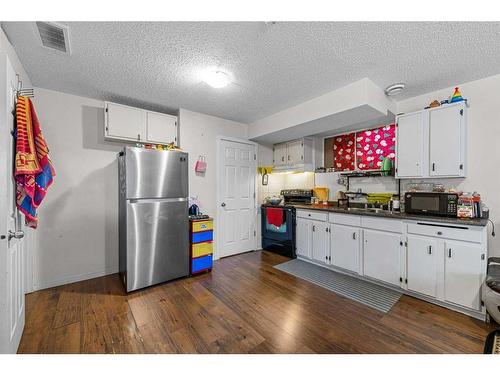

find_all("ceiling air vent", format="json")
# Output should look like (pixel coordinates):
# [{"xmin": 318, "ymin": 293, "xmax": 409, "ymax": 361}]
[{"xmin": 36, "ymin": 22, "xmax": 70, "ymax": 54}]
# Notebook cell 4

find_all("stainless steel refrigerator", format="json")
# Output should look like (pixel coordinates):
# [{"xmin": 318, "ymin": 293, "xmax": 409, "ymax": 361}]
[{"xmin": 118, "ymin": 146, "xmax": 189, "ymax": 292}]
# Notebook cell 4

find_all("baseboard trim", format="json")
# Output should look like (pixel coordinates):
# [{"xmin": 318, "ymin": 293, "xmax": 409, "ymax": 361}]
[{"xmin": 33, "ymin": 267, "xmax": 118, "ymax": 292}]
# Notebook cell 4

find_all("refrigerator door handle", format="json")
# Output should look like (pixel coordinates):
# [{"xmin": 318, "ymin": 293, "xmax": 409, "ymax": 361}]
[{"xmin": 128, "ymin": 197, "xmax": 188, "ymax": 204}]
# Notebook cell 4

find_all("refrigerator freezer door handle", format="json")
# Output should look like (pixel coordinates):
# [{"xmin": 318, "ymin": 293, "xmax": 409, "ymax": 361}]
[{"xmin": 128, "ymin": 197, "xmax": 188, "ymax": 204}]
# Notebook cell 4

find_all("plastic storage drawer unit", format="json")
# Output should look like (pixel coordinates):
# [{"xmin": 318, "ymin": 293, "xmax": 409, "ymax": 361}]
[
  {"xmin": 191, "ymin": 254, "xmax": 213, "ymax": 274},
  {"xmin": 190, "ymin": 218, "xmax": 214, "ymax": 275},
  {"xmin": 192, "ymin": 230, "xmax": 213, "ymax": 243}
]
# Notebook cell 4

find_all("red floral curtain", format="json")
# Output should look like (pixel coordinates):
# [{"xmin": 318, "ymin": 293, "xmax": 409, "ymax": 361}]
[
  {"xmin": 333, "ymin": 133, "xmax": 355, "ymax": 171},
  {"xmin": 332, "ymin": 124, "xmax": 396, "ymax": 171},
  {"xmin": 355, "ymin": 124, "xmax": 396, "ymax": 170}
]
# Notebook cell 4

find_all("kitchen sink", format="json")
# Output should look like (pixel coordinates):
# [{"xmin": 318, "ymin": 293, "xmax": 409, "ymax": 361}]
[{"xmin": 343, "ymin": 207, "xmax": 393, "ymax": 214}]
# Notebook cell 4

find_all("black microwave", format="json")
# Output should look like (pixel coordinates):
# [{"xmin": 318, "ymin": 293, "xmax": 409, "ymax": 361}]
[{"xmin": 404, "ymin": 192, "xmax": 458, "ymax": 217}]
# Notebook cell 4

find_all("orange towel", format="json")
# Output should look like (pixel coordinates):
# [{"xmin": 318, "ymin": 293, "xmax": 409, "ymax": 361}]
[{"xmin": 15, "ymin": 96, "xmax": 55, "ymax": 228}]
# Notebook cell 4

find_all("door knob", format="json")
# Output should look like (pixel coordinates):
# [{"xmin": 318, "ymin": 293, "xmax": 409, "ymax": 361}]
[
  {"xmin": 221, "ymin": 202, "xmax": 226, "ymax": 207},
  {"xmin": 8, "ymin": 230, "xmax": 24, "ymax": 241}
]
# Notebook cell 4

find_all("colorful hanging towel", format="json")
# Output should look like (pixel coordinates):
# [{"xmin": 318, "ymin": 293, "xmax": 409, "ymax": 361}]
[{"xmin": 15, "ymin": 96, "xmax": 55, "ymax": 228}]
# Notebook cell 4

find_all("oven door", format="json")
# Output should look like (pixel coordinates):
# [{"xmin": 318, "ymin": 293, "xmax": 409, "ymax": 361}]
[{"xmin": 261, "ymin": 206, "xmax": 296, "ymax": 257}]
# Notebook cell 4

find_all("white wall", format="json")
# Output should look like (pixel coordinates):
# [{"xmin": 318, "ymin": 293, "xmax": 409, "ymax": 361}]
[
  {"xmin": 178, "ymin": 108, "xmax": 248, "ymax": 218},
  {"xmin": 31, "ymin": 88, "xmax": 121, "ymax": 290},
  {"xmin": 397, "ymin": 75, "xmax": 500, "ymax": 257},
  {"xmin": 28, "ymin": 96, "xmax": 250, "ymax": 290}
]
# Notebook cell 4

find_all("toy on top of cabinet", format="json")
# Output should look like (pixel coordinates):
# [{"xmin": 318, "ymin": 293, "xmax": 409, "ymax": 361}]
[{"xmin": 425, "ymin": 86, "xmax": 466, "ymax": 109}]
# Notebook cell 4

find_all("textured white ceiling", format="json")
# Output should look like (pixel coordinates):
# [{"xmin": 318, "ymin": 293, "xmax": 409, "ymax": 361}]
[{"xmin": 2, "ymin": 22, "xmax": 500, "ymax": 123}]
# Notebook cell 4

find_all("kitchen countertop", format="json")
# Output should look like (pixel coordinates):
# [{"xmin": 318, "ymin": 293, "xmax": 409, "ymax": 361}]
[{"xmin": 262, "ymin": 203, "xmax": 489, "ymax": 227}]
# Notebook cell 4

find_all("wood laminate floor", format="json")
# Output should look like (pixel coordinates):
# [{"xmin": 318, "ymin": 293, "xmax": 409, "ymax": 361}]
[{"xmin": 18, "ymin": 250, "xmax": 497, "ymax": 354}]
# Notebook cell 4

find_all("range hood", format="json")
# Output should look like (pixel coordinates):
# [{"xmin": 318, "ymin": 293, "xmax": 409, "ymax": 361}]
[{"xmin": 272, "ymin": 163, "xmax": 314, "ymax": 173}]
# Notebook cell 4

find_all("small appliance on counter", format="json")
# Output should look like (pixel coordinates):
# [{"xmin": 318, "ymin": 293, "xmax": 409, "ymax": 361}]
[
  {"xmin": 281, "ymin": 189, "xmax": 313, "ymax": 204},
  {"xmin": 404, "ymin": 191, "xmax": 458, "ymax": 217},
  {"xmin": 189, "ymin": 217, "xmax": 213, "ymax": 275},
  {"xmin": 313, "ymin": 187, "xmax": 329, "ymax": 204}
]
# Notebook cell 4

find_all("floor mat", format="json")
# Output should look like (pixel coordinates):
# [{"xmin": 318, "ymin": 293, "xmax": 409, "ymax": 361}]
[{"xmin": 274, "ymin": 259, "xmax": 402, "ymax": 313}]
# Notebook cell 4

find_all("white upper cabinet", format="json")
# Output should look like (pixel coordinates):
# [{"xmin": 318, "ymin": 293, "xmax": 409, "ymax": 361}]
[
  {"xmin": 272, "ymin": 138, "xmax": 313, "ymax": 171},
  {"xmin": 105, "ymin": 101, "xmax": 178, "ymax": 145},
  {"xmin": 395, "ymin": 111, "xmax": 427, "ymax": 178},
  {"xmin": 146, "ymin": 112, "xmax": 177, "ymax": 144},
  {"xmin": 287, "ymin": 140, "xmax": 304, "ymax": 165},
  {"xmin": 106, "ymin": 102, "xmax": 147, "ymax": 142},
  {"xmin": 396, "ymin": 102, "xmax": 467, "ymax": 178},
  {"xmin": 429, "ymin": 104, "xmax": 466, "ymax": 177},
  {"xmin": 273, "ymin": 142, "xmax": 288, "ymax": 166}
]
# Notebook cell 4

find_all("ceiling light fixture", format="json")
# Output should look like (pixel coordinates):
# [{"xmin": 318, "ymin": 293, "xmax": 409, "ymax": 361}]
[
  {"xmin": 384, "ymin": 83, "xmax": 406, "ymax": 96},
  {"xmin": 203, "ymin": 70, "xmax": 231, "ymax": 88}
]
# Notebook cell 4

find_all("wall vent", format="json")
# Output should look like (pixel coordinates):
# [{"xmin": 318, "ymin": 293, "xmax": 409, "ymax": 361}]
[{"xmin": 36, "ymin": 22, "xmax": 70, "ymax": 54}]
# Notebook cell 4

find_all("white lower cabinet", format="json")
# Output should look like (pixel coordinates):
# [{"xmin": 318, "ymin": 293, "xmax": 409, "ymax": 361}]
[
  {"xmin": 294, "ymin": 209, "xmax": 488, "ymax": 318},
  {"xmin": 444, "ymin": 240, "xmax": 485, "ymax": 310},
  {"xmin": 362, "ymin": 229, "xmax": 402, "ymax": 287},
  {"xmin": 312, "ymin": 221, "xmax": 330, "ymax": 264},
  {"xmin": 296, "ymin": 217, "xmax": 312, "ymax": 258},
  {"xmin": 406, "ymin": 234, "xmax": 438, "ymax": 298},
  {"xmin": 330, "ymin": 224, "xmax": 360, "ymax": 273}
]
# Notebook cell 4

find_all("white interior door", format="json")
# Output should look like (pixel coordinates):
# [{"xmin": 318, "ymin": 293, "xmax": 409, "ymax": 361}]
[
  {"xmin": 218, "ymin": 139, "xmax": 256, "ymax": 258},
  {"xmin": 0, "ymin": 55, "xmax": 26, "ymax": 353}
]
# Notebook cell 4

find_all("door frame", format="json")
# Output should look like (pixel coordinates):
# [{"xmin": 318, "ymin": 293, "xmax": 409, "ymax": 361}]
[{"xmin": 215, "ymin": 136, "xmax": 258, "ymax": 260}]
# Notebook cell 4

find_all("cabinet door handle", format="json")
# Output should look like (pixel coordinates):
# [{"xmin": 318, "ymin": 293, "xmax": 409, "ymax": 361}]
[
  {"xmin": 428, "ymin": 245, "xmax": 432, "ymax": 255},
  {"xmin": 352, "ymin": 232, "xmax": 356, "ymax": 240},
  {"xmin": 281, "ymin": 156, "xmax": 284, "ymax": 162},
  {"xmin": 432, "ymin": 162, "xmax": 435, "ymax": 171},
  {"xmin": 137, "ymin": 133, "xmax": 141, "ymax": 141},
  {"xmin": 312, "ymin": 225, "xmax": 315, "ymax": 232},
  {"xmin": 448, "ymin": 248, "xmax": 452, "ymax": 258},
  {"xmin": 288, "ymin": 155, "xmax": 290, "ymax": 161}
]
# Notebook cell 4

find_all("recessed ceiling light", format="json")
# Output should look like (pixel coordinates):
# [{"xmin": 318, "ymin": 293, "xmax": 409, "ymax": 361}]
[
  {"xmin": 203, "ymin": 70, "xmax": 231, "ymax": 88},
  {"xmin": 384, "ymin": 83, "xmax": 406, "ymax": 96}
]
